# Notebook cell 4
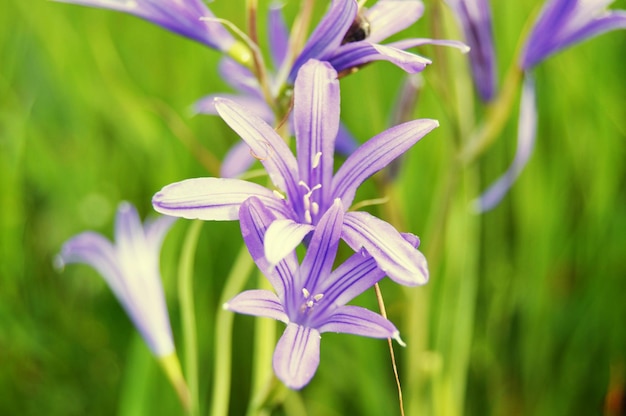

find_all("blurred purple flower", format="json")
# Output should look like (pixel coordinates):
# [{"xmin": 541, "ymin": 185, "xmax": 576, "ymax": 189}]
[
  {"xmin": 153, "ymin": 59, "xmax": 437, "ymax": 286},
  {"xmin": 290, "ymin": 0, "xmax": 469, "ymax": 81},
  {"xmin": 226, "ymin": 197, "xmax": 407, "ymax": 389},
  {"xmin": 57, "ymin": 202, "xmax": 177, "ymax": 357},
  {"xmin": 446, "ymin": 0, "xmax": 497, "ymax": 101},
  {"xmin": 56, "ymin": 0, "xmax": 235, "ymax": 52},
  {"xmin": 521, "ymin": 0, "xmax": 626, "ymax": 70}
]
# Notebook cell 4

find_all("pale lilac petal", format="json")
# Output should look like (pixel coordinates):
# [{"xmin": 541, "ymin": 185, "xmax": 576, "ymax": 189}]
[
  {"xmin": 273, "ymin": 323, "xmax": 321, "ymax": 390},
  {"xmin": 388, "ymin": 38, "xmax": 470, "ymax": 53},
  {"xmin": 330, "ymin": 42, "xmax": 432, "ymax": 74},
  {"xmin": 220, "ymin": 141, "xmax": 257, "ymax": 178},
  {"xmin": 365, "ymin": 0, "xmax": 424, "ymax": 44},
  {"xmin": 289, "ymin": 0, "xmax": 359, "ymax": 81},
  {"xmin": 332, "ymin": 119, "xmax": 439, "ymax": 208},
  {"xmin": 299, "ymin": 199, "xmax": 344, "ymax": 292},
  {"xmin": 264, "ymin": 219, "xmax": 314, "ymax": 266},
  {"xmin": 240, "ymin": 198, "xmax": 298, "ymax": 301},
  {"xmin": 194, "ymin": 95, "xmax": 273, "ymax": 124},
  {"xmin": 342, "ymin": 211, "xmax": 429, "ymax": 286},
  {"xmin": 218, "ymin": 58, "xmax": 260, "ymax": 96},
  {"xmin": 144, "ymin": 214, "xmax": 177, "ymax": 255},
  {"xmin": 57, "ymin": 0, "xmax": 234, "ymax": 51},
  {"xmin": 268, "ymin": 4, "xmax": 290, "ymax": 69},
  {"xmin": 225, "ymin": 290, "xmax": 289, "ymax": 324},
  {"xmin": 475, "ymin": 74, "xmax": 537, "ymax": 212},
  {"xmin": 214, "ymin": 98, "xmax": 300, "ymax": 199},
  {"xmin": 152, "ymin": 177, "xmax": 289, "ymax": 220},
  {"xmin": 335, "ymin": 122, "xmax": 359, "ymax": 155},
  {"xmin": 317, "ymin": 305, "xmax": 399, "ymax": 341},
  {"xmin": 293, "ymin": 60, "xmax": 340, "ymax": 204}
]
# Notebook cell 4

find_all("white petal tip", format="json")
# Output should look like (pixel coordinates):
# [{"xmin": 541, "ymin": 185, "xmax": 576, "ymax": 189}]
[{"xmin": 393, "ymin": 332, "xmax": 407, "ymax": 347}]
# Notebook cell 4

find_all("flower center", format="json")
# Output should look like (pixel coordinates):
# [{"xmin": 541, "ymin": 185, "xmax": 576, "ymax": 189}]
[
  {"xmin": 299, "ymin": 181, "xmax": 322, "ymax": 224},
  {"xmin": 341, "ymin": 12, "xmax": 371, "ymax": 45},
  {"xmin": 299, "ymin": 288, "xmax": 324, "ymax": 315}
]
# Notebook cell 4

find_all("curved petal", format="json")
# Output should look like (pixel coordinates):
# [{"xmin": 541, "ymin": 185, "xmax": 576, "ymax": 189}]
[
  {"xmin": 225, "ymin": 290, "xmax": 289, "ymax": 324},
  {"xmin": 332, "ymin": 119, "xmax": 439, "ymax": 208},
  {"xmin": 294, "ymin": 60, "xmax": 340, "ymax": 206},
  {"xmin": 388, "ymin": 38, "xmax": 470, "ymax": 53},
  {"xmin": 317, "ymin": 305, "xmax": 399, "ymax": 341},
  {"xmin": 194, "ymin": 94, "xmax": 274, "ymax": 124},
  {"xmin": 218, "ymin": 58, "xmax": 260, "ymax": 95},
  {"xmin": 214, "ymin": 98, "xmax": 300, "ymax": 199},
  {"xmin": 330, "ymin": 42, "xmax": 432, "ymax": 74},
  {"xmin": 269, "ymin": 4, "xmax": 290, "ymax": 70},
  {"xmin": 365, "ymin": 0, "xmax": 424, "ymax": 44},
  {"xmin": 264, "ymin": 219, "xmax": 314, "ymax": 266},
  {"xmin": 152, "ymin": 177, "xmax": 289, "ymax": 220},
  {"xmin": 335, "ymin": 122, "xmax": 359, "ymax": 156},
  {"xmin": 474, "ymin": 74, "xmax": 537, "ymax": 212},
  {"xmin": 299, "ymin": 199, "xmax": 344, "ymax": 292},
  {"xmin": 342, "ymin": 211, "xmax": 429, "ymax": 286},
  {"xmin": 240, "ymin": 198, "xmax": 298, "ymax": 300},
  {"xmin": 144, "ymin": 214, "xmax": 178, "ymax": 255},
  {"xmin": 289, "ymin": 0, "xmax": 359, "ymax": 81},
  {"xmin": 273, "ymin": 323, "xmax": 321, "ymax": 390}
]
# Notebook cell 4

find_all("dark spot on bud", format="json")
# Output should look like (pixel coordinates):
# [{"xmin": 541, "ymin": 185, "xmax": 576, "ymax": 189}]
[{"xmin": 341, "ymin": 14, "xmax": 371, "ymax": 45}]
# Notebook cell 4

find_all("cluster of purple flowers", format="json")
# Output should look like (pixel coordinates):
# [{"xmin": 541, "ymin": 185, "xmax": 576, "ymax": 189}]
[{"xmin": 57, "ymin": 0, "xmax": 625, "ymax": 395}]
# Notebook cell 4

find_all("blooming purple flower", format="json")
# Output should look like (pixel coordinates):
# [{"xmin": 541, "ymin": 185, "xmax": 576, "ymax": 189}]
[
  {"xmin": 477, "ymin": 0, "xmax": 626, "ymax": 211},
  {"xmin": 153, "ymin": 59, "xmax": 437, "ymax": 286},
  {"xmin": 446, "ymin": 0, "xmax": 497, "ymax": 101},
  {"xmin": 289, "ymin": 0, "xmax": 469, "ymax": 82},
  {"xmin": 56, "ymin": 0, "xmax": 235, "ymax": 52},
  {"xmin": 521, "ymin": 0, "xmax": 626, "ymax": 70},
  {"xmin": 226, "ymin": 197, "xmax": 408, "ymax": 389},
  {"xmin": 57, "ymin": 202, "xmax": 177, "ymax": 357}
]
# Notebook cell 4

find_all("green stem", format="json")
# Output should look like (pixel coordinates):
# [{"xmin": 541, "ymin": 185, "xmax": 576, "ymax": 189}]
[
  {"xmin": 178, "ymin": 220, "xmax": 203, "ymax": 416},
  {"xmin": 210, "ymin": 244, "xmax": 256, "ymax": 416}
]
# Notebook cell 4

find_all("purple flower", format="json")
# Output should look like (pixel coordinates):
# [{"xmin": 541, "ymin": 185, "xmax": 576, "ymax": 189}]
[
  {"xmin": 289, "ymin": 0, "xmax": 469, "ymax": 81},
  {"xmin": 225, "ymin": 197, "xmax": 408, "ymax": 389},
  {"xmin": 56, "ymin": 0, "xmax": 235, "ymax": 52},
  {"xmin": 57, "ymin": 202, "xmax": 177, "ymax": 357},
  {"xmin": 521, "ymin": 0, "xmax": 626, "ymax": 70},
  {"xmin": 446, "ymin": 0, "xmax": 497, "ymax": 101},
  {"xmin": 153, "ymin": 59, "xmax": 438, "ymax": 286}
]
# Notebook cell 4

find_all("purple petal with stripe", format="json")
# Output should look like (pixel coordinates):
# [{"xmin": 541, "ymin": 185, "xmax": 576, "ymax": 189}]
[
  {"xmin": 318, "ymin": 305, "xmax": 399, "ymax": 340},
  {"xmin": 330, "ymin": 42, "xmax": 432, "ymax": 74},
  {"xmin": 225, "ymin": 290, "xmax": 289, "ymax": 324},
  {"xmin": 273, "ymin": 323, "xmax": 321, "ymax": 390}
]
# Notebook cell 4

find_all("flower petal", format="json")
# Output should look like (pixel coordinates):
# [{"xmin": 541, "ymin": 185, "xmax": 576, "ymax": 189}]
[
  {"xmin": 317, "ymin": 305, "xmax": 400, "ymax": 342},
  {"xmin": 293, "ymin": 60, "xmax": 340, "ymax": 206},
  {"xmin": 388, "ymin": 38, "xmax": 471, "ymax": 53},
  {"xmin": 264, "ymin": 219, "xmax": 314, "ymax": 266},
  {"xmin": 299, "ymin": 199, "xmax": 344, "ymax": 292},
  {"xmin": 225, "ymin": 290, "xmax": 289, "ymax": 323},
  {"xmin": 219, "ymin": 141, "xmax": 257, "ymax": 179},
  {"xmin": 332, "ymin": 119, "xmax": 439, "ymax": 208},
  {"xmin": 273, "ymin": 323, "xmax": 321, "ymax": 390},
  {"xmin": 269, "ymin": 4, "xmax": 290, "ymax": 70},
  {"xmin": 194, "ymin": 94, "xmax": 273, "ymax": 124},
  {"xmin": 214, "ymin": 98, "xmax": 300, "ymax": 199},
  {"xmin": 330, "ymin": 42, "xmax": 432, "ymax": 74},
  {"xmin": 474, "ymin": 74, "xmax": 537, "ymax": 212},
  {"xmin": 152, "ymin": 177, "xmax": 289, "ymax": 220},
  {"xmin": 240, "ymin": 197, "xmax": 298, "ymax": 300},
  {"xmin": 341, "ymin": 211, "xmax": 429, "ymax": 286},
  {"xmin": 289, "ymin": 0, "xmax": 359, "ymax": 81},
  {"xmin": 365, "ymin": 0, "xmax": 424, "ymax": 44}
]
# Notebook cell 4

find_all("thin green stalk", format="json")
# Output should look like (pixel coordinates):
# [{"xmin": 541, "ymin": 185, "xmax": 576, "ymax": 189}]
[
  {"xmin": 178, "ymin": 220, "xmax": 203, "ymax": 416},
  {"xmin": 210, "ymin": 244, "xmax": 256, "ymax": 416}
]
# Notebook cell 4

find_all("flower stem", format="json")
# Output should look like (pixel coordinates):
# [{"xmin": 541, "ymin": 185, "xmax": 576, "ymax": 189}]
[
  {"xmin": 210, "ymin": 244, "xmax": 256, "ymax": 416},
  {"xmin": 158, "ymin": 352, "xmax": 191, "ymax": 414},
  {"xmin": 178, "ymin": 220, "xmax": 203, "ymax": 416}
]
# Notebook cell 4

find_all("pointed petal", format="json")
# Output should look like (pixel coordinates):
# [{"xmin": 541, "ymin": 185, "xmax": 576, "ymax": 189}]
[
  {"xmin": 225, "ymin": 290, "xmax": 289, "ymax": 323},
  {"xmin": 152, "ymin": 177, "xmax": 289, "ymax": 220},
  {"xmin": 214, "ymin": 98, "xmax": 300, "ymax": 199},
  {"xmin": 264, "ymin": 219, "xmax": 314, "ymax": 266},
  {"xmin": 289, "ymin": 0, "xmax": 358, "ymax": 81},
  {"xmin": 474, "ymin": 75, "xmax": 537, "ymax": 212},
  {"xmin": 342, "ymin": 211, "xmax": 428, "ymax": 286},
  {"xmin": 273, "ymin": 323, "xmax": 321, "ymax": 390},
  {"xmin": 294, "ymin": 60, "xmax": 339, "ymax": 203},
  {"xmin": 330, "ymin": 42, "xmax": 432, "ymax": 74},
  {"xmin": 365, "ymin": 0, "xmax": 424, "ymax": 44},
  {"xmin": 240, "ymin": 198, "xmax": 298, "ymax": 300},
  {"xmin": 332, "ymin": 119, "xmax": 439, "ymax": 208},
  {"xmin": 318, "ymin": 305, "xmax": 400, "ymax": 342},
  {"xmin": 388, "ymin": 38, "xmax": 470, "ymax": 53},
  {"xmin": 299, "ymin": 199, "xmax": 344, "ymax": 292},
  {"xmin": 194, "ymin": 94, "xmax": 274, "ymax": 124},
  {"xmin": 268, "ymin": 4, "xmax": 290, "ymax": 69},
  {"xmin": 335, "ymin": 122, "xmax": 359, "ymax": 156}
]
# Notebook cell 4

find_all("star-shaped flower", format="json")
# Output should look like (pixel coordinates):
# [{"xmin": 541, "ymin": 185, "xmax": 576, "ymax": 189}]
[
  {"xmin": 225, "ymin": 197, "xmax": 409, "ymax": 389},
  {"xmin": 153, "ymin": 59, "xmax": 438, "ymax": 286},
  {"xmin": 57, "ymin": 202, "xmax": 177, "ymax": 357}
]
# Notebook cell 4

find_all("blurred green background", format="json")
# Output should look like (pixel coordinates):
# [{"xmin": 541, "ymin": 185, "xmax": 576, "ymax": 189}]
[{"xmin": 1, "ymin": 0, "xmax": 625, "ymax": 415}]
